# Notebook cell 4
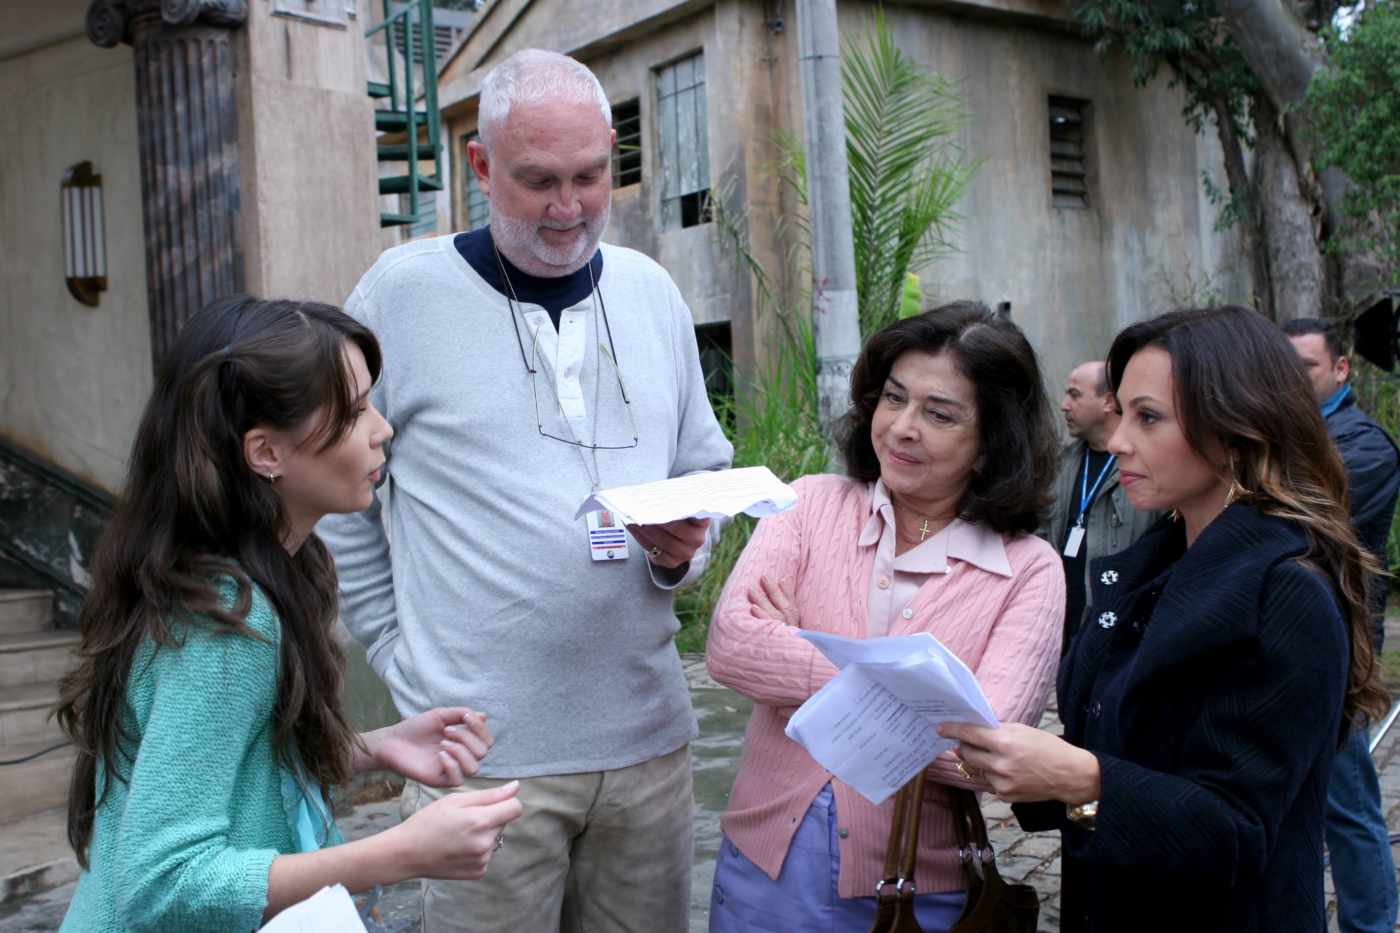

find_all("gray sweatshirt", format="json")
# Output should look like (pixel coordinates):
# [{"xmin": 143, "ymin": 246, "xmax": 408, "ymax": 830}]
[{"xmin": 318, "ymin": 235, "xmax": 733, "ymax": 776}]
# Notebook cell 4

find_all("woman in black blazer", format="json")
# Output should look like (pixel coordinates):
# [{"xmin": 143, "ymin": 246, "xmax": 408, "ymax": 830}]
[{"xmin": 943, "ymin": 306, "xmax": 1391, "ymax": 933}]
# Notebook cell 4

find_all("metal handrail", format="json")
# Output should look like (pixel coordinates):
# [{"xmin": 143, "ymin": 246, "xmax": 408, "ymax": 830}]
[{"xmin": 1370, "ymin": 700, "xmax": 1400, "ymax": 756}]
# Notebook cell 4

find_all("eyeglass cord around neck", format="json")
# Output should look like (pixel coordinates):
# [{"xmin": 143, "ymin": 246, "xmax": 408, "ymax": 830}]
[{"xmin": 491, "ymin": 243, "xmax": 638, "ymax": 488}]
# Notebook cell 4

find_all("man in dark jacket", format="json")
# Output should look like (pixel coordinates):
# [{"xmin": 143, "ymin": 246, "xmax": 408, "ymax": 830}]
[{"xmin": 1287, "ymin": 317, "xmax": 1399, "ymax": 933}]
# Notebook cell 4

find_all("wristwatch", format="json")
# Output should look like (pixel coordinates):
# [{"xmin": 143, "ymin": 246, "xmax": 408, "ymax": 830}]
[{"xmin": 1067, "ymin": 799, "xmax": 1098, "ymax": 830}]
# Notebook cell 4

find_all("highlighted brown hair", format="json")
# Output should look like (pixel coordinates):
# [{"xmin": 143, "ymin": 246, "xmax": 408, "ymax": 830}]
[{"xmin": 1108, "ymin": 306, "xmax": 1389, "ymax": 726}]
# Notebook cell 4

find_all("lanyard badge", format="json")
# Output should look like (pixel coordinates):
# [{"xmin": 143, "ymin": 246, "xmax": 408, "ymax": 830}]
[
  {"xmin": 1063, "ymin": 453, "xmax": 1116, "ymax": 558},
  {"xmin": 587, "ymin": 509, "xmax": 631, "ymax": 561}
]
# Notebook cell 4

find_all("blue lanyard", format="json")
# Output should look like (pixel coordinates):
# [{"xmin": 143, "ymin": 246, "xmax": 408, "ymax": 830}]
[{"xmin": 1076, "ymin": 453, "xmax": 1116, "ymax": 525}]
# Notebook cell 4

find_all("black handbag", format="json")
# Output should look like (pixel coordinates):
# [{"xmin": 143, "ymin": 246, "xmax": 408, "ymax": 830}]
[
  {"xmin": 947, "ymin": 787, "xmax": 1040, "ymax": 933},
  {"xmin": 869, "ymin": 778, "xmax": 1040, "ymax": 933}
]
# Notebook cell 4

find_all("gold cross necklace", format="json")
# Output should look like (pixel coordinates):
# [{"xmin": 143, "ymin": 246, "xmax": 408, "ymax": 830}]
[{"xmin": 894, "ymin": 501, "xmax": 948, "ymax": 545}]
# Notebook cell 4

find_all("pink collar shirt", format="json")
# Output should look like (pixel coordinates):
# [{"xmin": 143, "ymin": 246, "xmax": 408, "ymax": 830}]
[{"xmin": 862, "ymin": 479, "xmax": 1013, "ymax": 637}]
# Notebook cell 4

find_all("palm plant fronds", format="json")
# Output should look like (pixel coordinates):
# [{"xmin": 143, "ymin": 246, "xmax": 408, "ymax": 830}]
[{"xmin": 843, "ymin": 11, "xmax": 976, "ymax": 335}]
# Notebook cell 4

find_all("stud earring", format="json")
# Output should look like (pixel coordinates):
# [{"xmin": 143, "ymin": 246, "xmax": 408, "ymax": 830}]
[{"xmin": 262, "ymin": 472, "xmax": 280, "ymax": 484}]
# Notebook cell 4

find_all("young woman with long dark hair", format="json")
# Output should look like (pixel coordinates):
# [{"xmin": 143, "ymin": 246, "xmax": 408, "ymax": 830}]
[
  {"xmin": 943, "ymin": 306, "xmax": 1390, "ymax": 932},
  {"xmin": 57, "ymin": 297, "xmax": 521, "ymax": 932}
]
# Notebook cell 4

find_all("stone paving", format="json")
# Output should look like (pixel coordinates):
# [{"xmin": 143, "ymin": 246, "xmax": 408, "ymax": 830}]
[{"xmin": 3, "ymin": 654, "xmax": 1399, "ymax": 932}]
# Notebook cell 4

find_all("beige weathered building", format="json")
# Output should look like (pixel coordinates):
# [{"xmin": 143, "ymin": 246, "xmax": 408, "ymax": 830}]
[{"xmin": 432, "ymin": 0, "xmax": 1249, "ymax": 389}]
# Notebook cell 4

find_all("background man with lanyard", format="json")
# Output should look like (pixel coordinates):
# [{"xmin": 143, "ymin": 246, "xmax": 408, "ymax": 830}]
[
  {"xmin": 1041, "ymin": 360, "xmax": 1160, "ymax": 652},
  {"xmin": 321, "ymin": 49, "xmax": 733, "ymax": 932}
]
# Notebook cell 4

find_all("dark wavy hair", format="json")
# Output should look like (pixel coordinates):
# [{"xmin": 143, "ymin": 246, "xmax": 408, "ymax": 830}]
[
  {"xmin": 836, "ymin": 301, "xmax": 1059, "ymax": 536},
  {"xmin": 1107, "ymin": 306, "xmax": 1389, "ymax": 725},
  {"xmin": 56, "ymin": 296, "xmax": 381, "ymax": 867}
]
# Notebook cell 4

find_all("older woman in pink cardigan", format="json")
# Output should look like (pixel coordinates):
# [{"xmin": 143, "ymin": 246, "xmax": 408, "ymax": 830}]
[{"xmin": 706, "ymin": 302, "xmax": 1066, "ymax": 931}]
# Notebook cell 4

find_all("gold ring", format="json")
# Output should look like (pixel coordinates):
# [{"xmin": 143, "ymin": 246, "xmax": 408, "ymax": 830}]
[{"xmin": 955, "ymin": 759, "xmax": 974, "ymax": 781}]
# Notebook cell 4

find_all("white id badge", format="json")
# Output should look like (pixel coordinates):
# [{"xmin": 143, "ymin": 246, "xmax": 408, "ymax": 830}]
[
  {"xmin": 586, "ymin": 510, "xmax": 631, "ymax": 562},
  {"xmin": 1063, "ymin": 525, "xmax": 1085, "ymax": 558}
]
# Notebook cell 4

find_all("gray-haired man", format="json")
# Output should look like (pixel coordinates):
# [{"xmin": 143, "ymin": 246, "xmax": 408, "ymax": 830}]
[{"xmin": 321, "ymin": 48, "xmax": 732, "ymax": 932}]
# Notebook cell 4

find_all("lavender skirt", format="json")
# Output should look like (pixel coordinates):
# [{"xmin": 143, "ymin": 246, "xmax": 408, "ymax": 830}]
[{"xmin": 709, "ymin": 784, "xmax": 967, "ymax": 932}]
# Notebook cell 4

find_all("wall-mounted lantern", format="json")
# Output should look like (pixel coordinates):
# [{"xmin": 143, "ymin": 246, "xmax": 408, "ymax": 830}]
[{"xmin": 61, "ymin": 161, "xmax": 107, "ymax": 308}]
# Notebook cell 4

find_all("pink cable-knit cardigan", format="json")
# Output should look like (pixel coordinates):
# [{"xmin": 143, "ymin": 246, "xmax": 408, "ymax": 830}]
[{"xmin": 706, "ymin": 473, "xmax": 1065, "ymax": 899}]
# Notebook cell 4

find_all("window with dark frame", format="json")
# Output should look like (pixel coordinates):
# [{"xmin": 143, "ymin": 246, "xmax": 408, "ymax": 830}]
[
  {"xmin": 460, "ymin": 132, "xmax": 490, "ymax": 231},
  {"xmin": 612, "ymin": 98, "xmax": 642, "ymax": 189},
  {"xmin": 694, "ymin": 322, "xmax": 734, "ymax": 405},
  {"xmin": 1049, "ymin": 96, "xmax": 1090, "ymax": 209},
  {"xmin": 655, "ymin": 51, "xmax": 711, "ymax": 229}
]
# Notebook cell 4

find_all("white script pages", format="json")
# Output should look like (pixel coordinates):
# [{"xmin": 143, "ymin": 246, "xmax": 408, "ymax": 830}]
[
  {"xmin": 783, "ymin": 631, "xmax": 999, "ymax": 805},
  {"xmin": 258, "ymin": 885, "xmax": 367, "ymax": 932},
  {"xmin": 574, "ymin": 466, "xmax": 798, "ymax": 524}
]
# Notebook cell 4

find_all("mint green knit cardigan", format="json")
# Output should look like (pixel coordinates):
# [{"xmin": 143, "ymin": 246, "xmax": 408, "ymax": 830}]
[{"xmin": 61, "ymin": 583, "xmax": 339, "ymax": 932}]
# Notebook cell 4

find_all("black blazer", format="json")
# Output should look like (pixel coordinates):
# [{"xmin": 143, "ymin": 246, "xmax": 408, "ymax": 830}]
[{"xmin": 1014, "ymin": 505, "xmax": 1350, "ymax": 933}]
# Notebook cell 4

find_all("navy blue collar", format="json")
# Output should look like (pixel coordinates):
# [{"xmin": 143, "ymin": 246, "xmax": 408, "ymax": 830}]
[{"xmin": 455, "ymin": 226, "xmax": 603, "ymax": 320}]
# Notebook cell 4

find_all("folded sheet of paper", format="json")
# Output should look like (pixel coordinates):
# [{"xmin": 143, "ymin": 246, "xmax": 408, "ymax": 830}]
[
  {"xmin": 574, "ymin": 466, "xmax": 798, "ymax": 525},
  {"xmin": 784, "ymin": 631, "xmax": 999, "ymax": 805},
  {"xmin": 259, "ymin": 885, "xmax": 367, "ymax": 932}
]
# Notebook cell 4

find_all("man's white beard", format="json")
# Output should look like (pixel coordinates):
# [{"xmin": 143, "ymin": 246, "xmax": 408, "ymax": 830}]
[{"xmin": 490, "ymin": 199, "xmax": 610, "ymax": 278}]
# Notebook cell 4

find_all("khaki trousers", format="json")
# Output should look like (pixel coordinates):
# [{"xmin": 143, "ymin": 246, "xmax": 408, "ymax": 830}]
[{"xmin": 400, "ymin": 744, "xmax": 694, "ymax": 933}]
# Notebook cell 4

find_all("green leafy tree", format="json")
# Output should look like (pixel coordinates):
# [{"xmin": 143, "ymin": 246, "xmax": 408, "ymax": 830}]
[
  {"xmin": 1308, "ymin": 1, "xmax": 1400, "ymax": 286},
  {"xmin": 1073, "ymin": 0, "xmax": 1383, "ymax": 320}
]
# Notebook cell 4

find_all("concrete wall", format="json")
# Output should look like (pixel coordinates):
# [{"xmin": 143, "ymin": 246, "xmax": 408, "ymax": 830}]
[
  {"xmin": 438, "ymin": 0, "xmax": 707, "ymax": 94},
  {"xmin": 237, "ymin": 0, "xmax": 385, "ymax": 305},
  {"xmin": 0, "ymin": 37, "xmax": 152, "ymax": 494},
  {"xmin": 0, "ymin": 2, "xmax": 387, "ymax": 492},
  {"xmin": 847, "ymin": 2, "xmax": 1250, "ymax": 388}
]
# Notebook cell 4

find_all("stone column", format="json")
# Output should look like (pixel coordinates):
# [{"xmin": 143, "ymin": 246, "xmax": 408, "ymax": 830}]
[{"xmin": 87, "ymin": 0, "xmax": 248, "ymax": 370}]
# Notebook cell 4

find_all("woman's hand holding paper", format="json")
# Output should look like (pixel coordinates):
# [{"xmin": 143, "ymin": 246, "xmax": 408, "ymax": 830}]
[{"xmin": 939, "ymin": 721, "xmax": 1100, "ymax": 804}]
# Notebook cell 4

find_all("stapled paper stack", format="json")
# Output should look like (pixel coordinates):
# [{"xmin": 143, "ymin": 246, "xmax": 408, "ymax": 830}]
[{"xmin": 784, "ymin": 631, "xmax": 999, "ymax": 805}]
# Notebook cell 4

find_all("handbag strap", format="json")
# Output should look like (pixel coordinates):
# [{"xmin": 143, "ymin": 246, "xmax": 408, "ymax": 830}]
[
  {"xmin": 949, "ymin": 787, "xmax": 992, "ymax": 850},
  {"xmin": 950, "ymin": 787, "xmax": 1016, "ymax": 889},
  {"xmin": 898, "ymin": 775, "xmax": 927, "ymax": 880},
  {"xmin": 877, "ymin": 776, "xmax": 926, "ymax": 899},
  {"xmin": 881, "ymin": 780, "xmax": 913, "ymax": 883}
]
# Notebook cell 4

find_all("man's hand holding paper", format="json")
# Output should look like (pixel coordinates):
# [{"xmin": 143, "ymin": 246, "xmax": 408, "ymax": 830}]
[
  {"xmin": 626, "ymin": 517, "xmax": 711, "ymax": 569},
  {"xmin": 575, "ymin": 466, "xmax": 798, "ymax": 525}
]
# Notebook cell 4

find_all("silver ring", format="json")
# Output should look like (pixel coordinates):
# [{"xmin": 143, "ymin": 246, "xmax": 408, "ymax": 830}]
[
  {"xmin": 494, "ymin": 831, "xmax": 505, "ymax": 851},
  {"xmin": 649, "ymin": 546, "xmax": 662, "ymax": 560}
]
